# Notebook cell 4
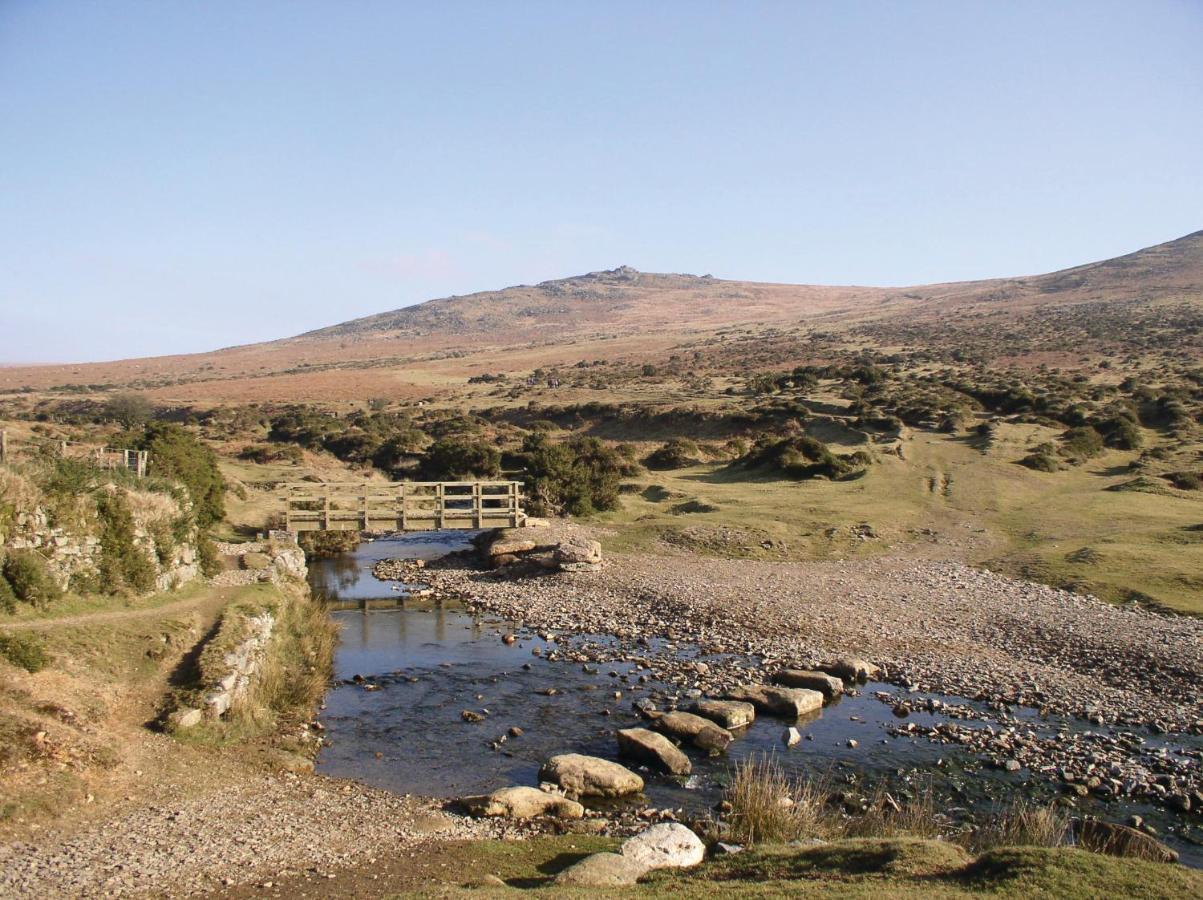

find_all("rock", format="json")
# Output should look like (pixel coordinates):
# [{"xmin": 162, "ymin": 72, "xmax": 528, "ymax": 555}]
[
  {"xmin": 784, "ymin": 727, "xmax": 801, "ymax": 747},
  {"xmin": 239, "ymin": 552, "xmax": 271, "ymax": 570},
  {"xmin": 553, "ymin": 852, "xmax": 647, "ymax": 886},
  {"xmin": 715, "ymin": 842, "xmax": 744, "ymax": 855},
  {"xmin": 617, "ymin": 728, "xmax": 691, "ymax": 775},
  {"xmin": 691, "ymin": 699, "xmax": 756, "ymax": 729},
  {"xmin": 621, "ymin": 823, "xmax": 706, "ymax": 870},
  {"xmin": 491, "ymin": 553, "xmax": 519, "ymax": 569},
  {"xmin": 539, "ymin": 753, "xmax": 644, "ymax": 798},
  {"xmin": 459, "ymin": 786, "xmax": 584, "ymax": 820},
  {"xmin": 488, "ymin": 529, "xmax": 538, "ymax": 557},
  {"xmin": 649, "ymin": 711, "xmax": 733, "ymax": 753},
  {"xmin": 772, "ymin": 669, "xmax": 844, "ymax": 700},
  {"xmin": 461, "ymin": 710, "xmax": 486, "ymax": 723},
  {"xmin": 554, "ymin": 539, "xmax": 603, "ymax": 566},
  {"xmin": 724, "ymin": 684, "xmax": 824, "ymax": 719},
  {"xmin": 1076, "ymin": 819, "xmax": 1179, "ymax": 863},
  {"xmin": 820, "ymin": 657, "xmax": 880, "ymax": 683},
  {"xmin": 168, "ymin": 707, "xmax": 202, "ymax": 730}
]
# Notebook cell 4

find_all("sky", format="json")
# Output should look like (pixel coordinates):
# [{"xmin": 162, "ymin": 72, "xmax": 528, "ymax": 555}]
[{"xmin": 1, "ymin": 1, "xmax": 1202, "ymax": 364}]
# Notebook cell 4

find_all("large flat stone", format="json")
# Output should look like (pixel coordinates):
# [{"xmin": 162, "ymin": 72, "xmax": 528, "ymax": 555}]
[
  {"xmin": 539, "ymin": 753, "xmax": 644, "ymax": 798},
  {"xmin": 621, "ymin": 823, "xmax": 706, "ymax": 870},
  {"xmin": 772, "ymin": 669, "xmax": 845, "ymax": 700},
  {"xmin": 724, "ymin": 684, "xmax": 824, "ymax": 719},
  {"xmin": 554, "ymin": 852, "xmax": 647, "ymax": 886},
  {"xmin": 459, "ymin": 786, "xmax": 584, "ymax": 819},
  {"xmin": 691, "ymin": 699, "xmax": 756, "ymax": 729},
  {"xmin": 649, "ymin": 710, "xmax": 733, "ymax": 752},
  {"xmin": 617, "ymin": 728, "xmax": 691, "ymax": 775}
]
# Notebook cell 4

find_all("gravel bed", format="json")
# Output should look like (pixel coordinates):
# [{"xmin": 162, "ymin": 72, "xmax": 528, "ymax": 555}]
[
  {"xmin": 0, "ymin": 774, "xmax": 499, "ymax": 898},
  {"xmin": 434, "ymin": 551, "xmax": 1203, "ymax": 734}
]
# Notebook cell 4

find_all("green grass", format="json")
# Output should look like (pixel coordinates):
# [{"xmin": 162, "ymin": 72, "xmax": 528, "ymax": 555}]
[
  {"xmin": 0, "ymin": 579, "xmax": 211, "ymax": 623},
  {"xmin": 594, "ymin": 421, "xmax": 1203, "ymax": 614},
  {"xmin": 392, "ymin": 836, "xmax": 1203, "ymax": 898}
]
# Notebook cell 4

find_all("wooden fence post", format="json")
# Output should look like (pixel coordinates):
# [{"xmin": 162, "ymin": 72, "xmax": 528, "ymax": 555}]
[{"xmin": 0, "ymin": 429, "xmax": 7, "ymax": 465}]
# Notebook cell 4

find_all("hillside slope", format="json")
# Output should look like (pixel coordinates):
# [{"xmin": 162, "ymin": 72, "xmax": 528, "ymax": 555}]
[{"xmin": 1, "ymin": 230, "xmax": 1199, "ymax": 402}]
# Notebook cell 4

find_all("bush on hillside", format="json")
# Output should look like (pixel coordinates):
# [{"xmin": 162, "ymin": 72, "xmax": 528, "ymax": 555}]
[
  {"xmin": 522, "ymin": 434, "xmax": 625, "ymax": 516},
  {"xmin": 96, "ymin": 492, "xmax": 157, "ymax": 594},
  {"xmin": 734, "ymin": 434, "xmax": 870, "ymax": 481},
  {"xmin": 1019, "ymin": 443, "xmax": 1060, "ymax": 472},
  {"xmin": 104, "ymin": 393, "xmax": 154, "ymax": 430},
  {"xmin": 0, "ymin": 632, "xmax": 49, "ymax": 672},
  {"xmin": 644, "ymin": 438, "xmax": 701, "ymax": 470},
  {"xmin": 135, "ymin": 423, "xmax": 225, "ymax": 527},
  {"xmin": 1059, "ymin": 426, "xmax": 1105, "ymax": 462},
  {"xmin": 416, "ymin": 437, "xmax": 501, "ymax": 481},
  {"xmin": 2, "ymin": 551, "xmax": 62, "ymax": 608},
  {"xmin": 0, "ymin": 573, "xmax": 17, "ymax": 614}
]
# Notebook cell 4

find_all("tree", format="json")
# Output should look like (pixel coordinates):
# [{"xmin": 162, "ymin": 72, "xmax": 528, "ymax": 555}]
[
  {"xmin": 521, "ymin": 434, "xmax": 623, "ymax": 516},
  {"xmin": 135, "ymin": 423, "xmax": 225, "ymax": 527},
  {"xmin": 417, "ymin": 437, "xmax": 501, "ymax": 481},
  {"xmin": 104, "ymin": 393, "xmax": 154, "ymax": 430}
]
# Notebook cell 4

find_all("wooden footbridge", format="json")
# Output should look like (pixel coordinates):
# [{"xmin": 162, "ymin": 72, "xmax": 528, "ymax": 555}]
[{"xmin": 281, "ymin": 480, "xmax": 525, "ymax": 532}]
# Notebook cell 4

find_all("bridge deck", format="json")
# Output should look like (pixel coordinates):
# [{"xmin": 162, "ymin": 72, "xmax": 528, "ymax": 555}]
[{"xmin": 282, "ymin": 480, "xmax": 525, "ymax": 532}]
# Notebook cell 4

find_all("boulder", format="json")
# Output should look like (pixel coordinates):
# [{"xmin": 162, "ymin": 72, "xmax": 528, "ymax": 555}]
[
  {"xmin": 691, "ymin": 699, "xmax": 756, "ymax": 729},
  {"xmin": 167, "ymin": 707, "xmax": 202, "ymax": 730},
  {"xmin": 539, "ymin": 753, "xmax": 644, "ymax": 798},
  {"xmin": 459, "ymin": 786, "xmax": 584, "ymax": 820},
  {"xmin": 649, "ymin": 711, "xmax": 733, "ymax": 753},
  {"xmin": 1077, "ymin": 819, "xmax": 1179, "ymax": 863},
  {"xmin": 621, "ymin": 823, "xmax": 706, "ymax": 870},
  {"xmin": 553, "ymin": 852, "xmax": 647, "ymax": 886},
  {"xmin": 554, "ymin": 539, "xmax": 603, "ymax": 566},
  {"xmin": 725, "ymin": 684, "xmax": 824, "ymax": 719},
  {"xmin": 488, "ymin": 529, "xmax": 538, "ymax": 557},
  {"xmin": 820, "ymin": 657, "xmax": 879, "ymax": 683},
  {"xmin": 772, "ymin": 669, "xmax": 844, "ymax": 700},
  {"xmin": 617, "ymin": 728, "xmax": 691, "ymax": 775}
]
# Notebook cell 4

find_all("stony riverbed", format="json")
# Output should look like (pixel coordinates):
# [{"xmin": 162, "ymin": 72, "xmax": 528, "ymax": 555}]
[{"xmin": 311, "ymin": 530, "xmax": 1203, "ymax": 866}]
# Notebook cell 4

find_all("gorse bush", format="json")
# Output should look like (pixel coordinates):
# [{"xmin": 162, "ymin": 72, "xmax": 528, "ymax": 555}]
[
  {"xmin": 417, "ymin": 436, "xmax": 502, "ymax": 481},
  {"xmin": 2, "ymin": 551, "xmax": 62, "ymax": 608},
  {"xmin": 0, "ymin": 573, "xmax": 17, "ymax": 614},
  {"xmin": 644, "ymin": 438, "xmax": 700, "ymax": 470},
  {"xmin": 134, "ymin": 423, "xmax": 225, "ymax": 527},
  {"xmin": 521, "ymin": 433, "xmax": 626, "ymax": 517},
  {"xmin": 96, "ymin": 492, "xmax": 156, "ymax": 594},
  {"xmin": 735, "ymin": 434, "xmax": 870, "ymax": 481},
  {"xmin": 0, "ymin": 631, "xmax": 49, "ymax": 672}
]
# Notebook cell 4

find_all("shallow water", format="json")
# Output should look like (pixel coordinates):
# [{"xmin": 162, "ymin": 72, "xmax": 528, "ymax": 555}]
[{"xmin": 311, "ymin": 534, "xmax": 1202, "ymax": 866}]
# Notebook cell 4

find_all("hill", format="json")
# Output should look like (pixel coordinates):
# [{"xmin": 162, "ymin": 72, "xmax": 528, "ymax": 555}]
[{"xmin": 0, "ymin": 230, "xmax": 1200, "ymax": 403}]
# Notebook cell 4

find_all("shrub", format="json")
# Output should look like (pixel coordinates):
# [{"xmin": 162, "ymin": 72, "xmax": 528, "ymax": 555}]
[
  {"xmin": 417, "ymin": 437, "xmax": 501, "ymax": 481},
  {"xmin": 735, "ymin": 434, "xmax": 869, "ymax": 481},
  {"xmin": 2, "ymin": 551, "xmax": 62, "ymax": 608},
  {"xmin": 645, "ymin": 438, "xmax": 700, "ymax": 470},
  {"xmin": 104, "ymin": 393, "xmax": 154, "ymax": 430},
  {"xmin": 197, "ymin": 532, "xmax": 222, "ymax": 577},
  {"xmin": 1168, "ymin": 471, "xmax": 1201, "ymax": 491},
  {"xmin": 136, "ymin": 423, "xmax": 225, "ymax": 527},
  {"xmin": 0, "ymin": 573, "xmax": 16, "ymax": 614},
  {"xmin": 1060, "ymin": 426, "xmax": 1104, "ymax": 461},
  {"xmin": 522, "ymin": 434, "xmax": 624, "ymax": 517},
  {"xmin": 1019, "ymin": 444, "xmax": 1060, "ymax": 472},
  {"xmin": 0, "ymin": 632, "xmax": 49, "ymax": 672},
  {"xmin": 96, "ymin": 492, "xmax": 157, "ymax": 594}
]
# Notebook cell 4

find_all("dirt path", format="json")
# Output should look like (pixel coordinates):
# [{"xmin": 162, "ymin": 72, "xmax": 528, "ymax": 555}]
[{"xmin": 0, "ymin": 585, "xmax": 238, "ymax": 631}]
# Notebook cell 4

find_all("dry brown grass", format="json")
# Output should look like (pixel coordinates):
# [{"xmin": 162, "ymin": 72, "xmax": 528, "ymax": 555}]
[
  {"xmin": 725, "ymin": 755, "xmax": 830, "ymax": 844},
  {"xmin": 970, "ymin": 801, "xmax": 1071, "ymax": 852}
]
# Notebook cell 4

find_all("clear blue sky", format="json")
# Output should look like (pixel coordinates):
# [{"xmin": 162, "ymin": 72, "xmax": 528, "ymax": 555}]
[{"xmin": 2, "ymin": 1, "xmax": 1201, "ymax": 363}]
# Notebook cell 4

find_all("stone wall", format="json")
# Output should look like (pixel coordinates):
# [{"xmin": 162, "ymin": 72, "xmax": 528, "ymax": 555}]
[{"xmin": 2, "ymin": 486, "xmax": 201, "ymax": 594}]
